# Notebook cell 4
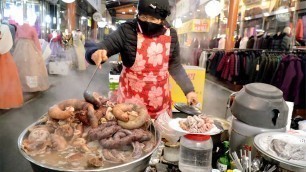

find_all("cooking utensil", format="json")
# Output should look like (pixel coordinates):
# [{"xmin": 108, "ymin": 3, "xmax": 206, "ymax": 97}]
[
  {"xmin": 174, "ymin": 103, "xmax": 202, "ymax": 115},
  {"xmin": 83, "ymin": 64, "xmax": 100, "ymax": 100},
  {"xmin": 18, "ymin": 114, "xmax": 161, "ymax": 172}
]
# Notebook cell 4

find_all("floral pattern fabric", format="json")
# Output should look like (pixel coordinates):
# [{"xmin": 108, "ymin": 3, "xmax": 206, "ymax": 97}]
[{"xmin": 117, "ymin": 29, "xmax": 172, "ymax": 119}]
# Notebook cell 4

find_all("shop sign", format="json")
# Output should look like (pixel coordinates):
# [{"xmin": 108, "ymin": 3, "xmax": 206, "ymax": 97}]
[
  {"xmin": 192, "ymin": 19, "xmax": 210, "ymax": 32},
  {"xmin": 177, "ymin": 19, "xmax": 210, "ymax": 34},
  {"xmin": 88, "ymin": 17, "xmax": 92, "ymax": 27},
  {"xmin": 170, "ymin": 66, "xmax": 206, "ymax": 110}
]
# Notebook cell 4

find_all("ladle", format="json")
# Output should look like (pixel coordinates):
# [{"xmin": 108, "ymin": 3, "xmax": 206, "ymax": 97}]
[{"xmin": 83, "ymin": 64, "xmax": 100, "ymax": 102}]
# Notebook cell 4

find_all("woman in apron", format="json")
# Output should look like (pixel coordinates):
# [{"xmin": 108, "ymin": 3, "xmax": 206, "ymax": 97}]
[{"xmin": 86, "ymin": 0, "xmax": 198, "ymax": 119}]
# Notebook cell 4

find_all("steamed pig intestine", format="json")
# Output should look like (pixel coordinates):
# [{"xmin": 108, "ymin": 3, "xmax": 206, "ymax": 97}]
[
  {"xmin": 48, "ymin": 99, "xmax": 99, "ymax": 128},
  {"xmin": 179, "ymin": 115, "xmax": 214, "ymax": 133},
  {"xmin": 112, "ymin": 103, "xmax": 150, "ymax": 130}
]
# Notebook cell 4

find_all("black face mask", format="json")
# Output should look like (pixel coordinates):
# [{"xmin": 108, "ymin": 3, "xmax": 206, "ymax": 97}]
[{"xmin": 137, "ymin": 18, "xmax": 166, "ymax": 37}]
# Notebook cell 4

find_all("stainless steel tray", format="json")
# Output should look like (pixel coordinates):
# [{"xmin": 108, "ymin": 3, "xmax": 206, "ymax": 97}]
[{"xmin": 18, "ymin": 114, "xmax": 161, "ymax": 172}]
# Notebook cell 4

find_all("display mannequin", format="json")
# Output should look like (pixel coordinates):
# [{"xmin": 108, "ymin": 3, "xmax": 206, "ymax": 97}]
[
  {"xmin": 218, "ymin": 34, "xmax": 226, "ymax": 49},
  {"xmin": 13, "ymin": 22, "xmax": 49, "ymax": 92},
  {"xmin": 239, "ymin": 29, "xmax": 249, "ymax": 49},
  {"xmin": 0, "ymin": 23, "xmax": 23, "ymax": 108},
  {"xmin": 62, "ymin": 29, "xmax": 73, "ymax": 49},
  {"xmin": 72, "ymin": 29, "xmax": 86, "ymax": 70},
  {"xmin": 281, "ymin": 27, "xmax": 291, "ymax": 51},
  {"xmin": 48, "ymin": 30, "xmax": 63, "ymax": 58}
]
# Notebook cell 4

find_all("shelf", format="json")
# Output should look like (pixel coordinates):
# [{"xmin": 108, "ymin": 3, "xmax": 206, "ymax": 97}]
[{"xmin": 242, "ymin": 7, "xmax": 296, "ymax": 21}]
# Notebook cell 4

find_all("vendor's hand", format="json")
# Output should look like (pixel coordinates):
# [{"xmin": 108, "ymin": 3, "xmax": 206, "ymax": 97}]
[
  {"xmin": 186, "ymin": 91, "xmax": 198, "ymax": 106},
  {"xmin": 91, "ymin": 49, "xmax": 108, "ymax": 67}
]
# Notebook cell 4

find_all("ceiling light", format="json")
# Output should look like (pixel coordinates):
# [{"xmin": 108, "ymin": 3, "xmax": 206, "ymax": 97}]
[
  {"xmin": 197, "ymin": 9, "xmax": 200, "ymax": 12},
  {"xmin": 122, "ymin": 12, "xmax": 126, "ymax": 14},
  {"xmin": 205, "ymin": 0, "xmax": 222, "ymax": 18},
  {"xmin": 62, "ymin": 0, "xmax": 75, "ymax": 3},
  {"xmin": 129, "ymin": 9, "xmax": 132, "ymax": 12}
]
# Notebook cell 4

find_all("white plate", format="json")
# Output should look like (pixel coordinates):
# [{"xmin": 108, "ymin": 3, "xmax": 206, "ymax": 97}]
[
  {"xmin": 168, "ymin": 118, "xmax": 222, "ymax": 136},
  {"xmin": 254, "ymin": 132, "xmax": 306, "ymax": 168}
]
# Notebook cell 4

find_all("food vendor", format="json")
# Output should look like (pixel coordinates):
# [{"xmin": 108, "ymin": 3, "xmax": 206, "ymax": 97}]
[{"xmin": 85, "ymin": 0, "xmax": 198, "ymax": 119}]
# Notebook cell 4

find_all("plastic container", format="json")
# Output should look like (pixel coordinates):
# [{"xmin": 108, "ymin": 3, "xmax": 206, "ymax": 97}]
[
  {"xmin": 163, "ymin": 141, "xmax": 180, "ymax": 162},
  {"xmin": 179, "ymin": 134, "xmax": 213, "ymax": 172}
]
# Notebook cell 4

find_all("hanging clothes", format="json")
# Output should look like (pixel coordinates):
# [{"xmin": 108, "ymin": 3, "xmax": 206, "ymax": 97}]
[
  {"xmin": 0, "ymin": 24, "xmax": 23, "ymax": 109},
  {"xmin": 13, "ymin": 23, "xmax": 49, "ymax": 92}
]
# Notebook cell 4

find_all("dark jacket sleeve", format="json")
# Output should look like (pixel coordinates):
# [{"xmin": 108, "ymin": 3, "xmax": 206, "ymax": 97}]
[
  {"xmin": 85, "ymin": 25, "xmax": 126, "ymax": 65},
  {"xmin": 280, "ymin": 35, "xmax": 290, "ymax": 51},
  {"xmin": 168, "ymin": 28, "xmax": 195, "ymax": 95}
]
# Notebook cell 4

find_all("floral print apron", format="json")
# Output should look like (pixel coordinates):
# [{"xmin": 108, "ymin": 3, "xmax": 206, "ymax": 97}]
[{"xmin": 117, "ymin": 29, "xmax": 172, "ymax": 119}]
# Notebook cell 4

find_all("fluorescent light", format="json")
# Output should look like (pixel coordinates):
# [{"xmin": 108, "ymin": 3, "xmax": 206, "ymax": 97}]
[
  {"xmin": 45, "ymin": 15, "xmax": 51, "ymax": 24},
  {"xmin": 62, "ymin": 0, "xmax": 75, "ymax": 3},
  {"xmin": 275, "ymin": 8, "xmax": 289, "ymax": 14},
  {"xmin": 244, "ymin": 17, "xmax": 251, "ymax": 20},
  {"xmin": 53, "ymin": 17, "xmax": 56, "ymax": 24},
  {"xmin": 256, "ymin": 29, "xmax": 265, "ymax": 32},
  {"xmin": 173, "ymin": 18, "xmax": 182, "ymax": 28}
]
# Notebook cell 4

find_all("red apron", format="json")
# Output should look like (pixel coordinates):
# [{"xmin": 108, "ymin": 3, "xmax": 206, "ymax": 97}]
[{"xmin": 117, "ymin": 29, "xmax": 172, "ymax": 119}]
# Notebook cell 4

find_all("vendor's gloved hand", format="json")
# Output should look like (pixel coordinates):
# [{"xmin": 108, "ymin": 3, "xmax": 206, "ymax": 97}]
[
  {"xmin": 186, "ymin": 91, "xmax": 198, "ymax": 106},
  {"xmin": 91, "ymin": 49, "xmax": 108, "ymax": 67}
]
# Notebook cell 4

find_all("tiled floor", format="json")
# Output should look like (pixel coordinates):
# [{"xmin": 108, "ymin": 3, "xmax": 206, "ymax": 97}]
[{"xmin": 0, "ymin": 62, "xmax": 232, "ymax": 172}]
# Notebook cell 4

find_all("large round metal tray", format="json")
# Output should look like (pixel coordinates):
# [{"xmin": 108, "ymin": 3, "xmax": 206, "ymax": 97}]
[
  {"xmin": 253, "ymin": 131, "xmax": 306, "ymax": 169},
  {"xmin": 18, "ymin": 114, "xmax": 161, "ymax": 172}
]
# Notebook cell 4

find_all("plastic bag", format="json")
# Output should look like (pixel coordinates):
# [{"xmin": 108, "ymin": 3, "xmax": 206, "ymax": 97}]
[{"xmin": 154, "ymin": 112, "xmax": 182, "ymax": 144}]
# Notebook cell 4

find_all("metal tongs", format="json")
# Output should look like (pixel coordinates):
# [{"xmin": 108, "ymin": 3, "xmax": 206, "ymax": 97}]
[{"xmin": 83, "ymin": 64, "xmax": 100, "ymax": 100}]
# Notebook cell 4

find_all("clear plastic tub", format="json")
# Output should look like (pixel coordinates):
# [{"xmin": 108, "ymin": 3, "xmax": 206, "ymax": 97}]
[{"xmin": 179, "ymin": 134, "xmax": 213, "ymax": 172}]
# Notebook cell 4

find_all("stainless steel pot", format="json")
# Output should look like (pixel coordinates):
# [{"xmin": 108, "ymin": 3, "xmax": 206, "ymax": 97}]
[{"xmin": 18, "ymin": 115, "xmax": 161, "ymax": 172}]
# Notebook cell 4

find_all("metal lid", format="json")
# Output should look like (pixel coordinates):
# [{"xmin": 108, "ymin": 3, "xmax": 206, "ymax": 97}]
[
  {"xmin": 174, "ymin": 103, "xmax": 202, "ymax": 115},
  {"xmin": 244, "ymin": 83, "xmax": 283, "ymax": 99}
]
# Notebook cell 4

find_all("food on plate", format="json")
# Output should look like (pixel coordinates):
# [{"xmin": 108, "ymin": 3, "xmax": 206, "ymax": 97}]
[
  {"xmin": 179, "ymin": 115, "xmax": 214, "ymax": 133},
  {"xmin": 270, "ymin": 139, "xmax": 305, "ymax": 160}
]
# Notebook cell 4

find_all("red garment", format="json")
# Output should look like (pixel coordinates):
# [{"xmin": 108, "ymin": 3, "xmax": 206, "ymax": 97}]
[
  {"xmin": 117, "ymin": 30, "xmax": 172, "ymax": 119},
  {"xmin": 296, "ymin": 19, "xmax": 304, "ymax": 40}
]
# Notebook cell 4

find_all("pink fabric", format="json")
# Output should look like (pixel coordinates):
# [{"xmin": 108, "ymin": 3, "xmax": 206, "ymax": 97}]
[{"xmin": 15, "ymin": 23, "xmax": 41, "ymax": 52}]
